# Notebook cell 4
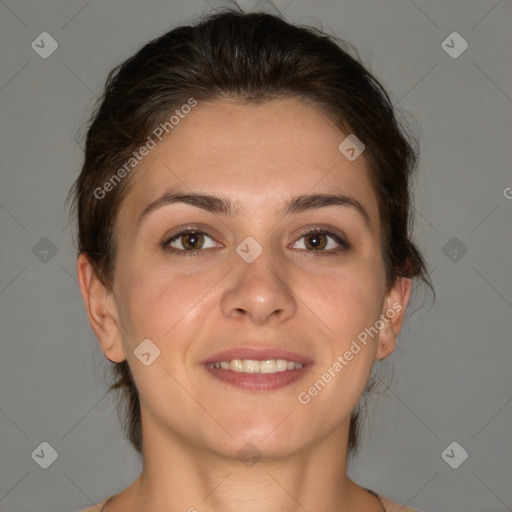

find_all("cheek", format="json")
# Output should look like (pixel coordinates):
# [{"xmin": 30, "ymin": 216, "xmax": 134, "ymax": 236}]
[
  {"xmin": 307, "ymin": 262, "xmax": 384, "ymax": 342},
  {"xmin": 298, "ymin": 273, "xmax": 380, "ymax": 417},
  {"xmin": 116, "ymin": 262, "xmax": 221, "ymax": 345},
  {"xmin": 297, "ymin": 261, "xmax": 383, "ymax": 398},
  {"xmin": 114, "ymin": 266, "xmax": 214, "ymax": 402}
]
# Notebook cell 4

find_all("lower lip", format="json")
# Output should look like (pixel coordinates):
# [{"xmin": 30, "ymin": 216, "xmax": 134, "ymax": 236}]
[{"xmin": 203, "ymin": 364, "xmax": 312, "ymax": 391}]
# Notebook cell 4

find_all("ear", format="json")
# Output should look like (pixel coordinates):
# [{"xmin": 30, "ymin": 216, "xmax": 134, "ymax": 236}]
[
  {"xmin": 376, "ymin": 277, "xmax": 412, "ymax": 360},
  {"xmin": 76, "ymin": 252, "xmax": 126, "ymax": 362}
]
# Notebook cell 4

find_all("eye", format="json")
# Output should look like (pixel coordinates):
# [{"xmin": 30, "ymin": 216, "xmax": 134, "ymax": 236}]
[
  {"xmin": 161, "ymin": 227, "xmax": 349, "ymax": 258},
  {"xmin": 291, "ymin": 228, "xmax": 350, "ymax": 254},
  {"xmin": 163, "ymin": 230, "xmax": 220, "ymax": 256}
]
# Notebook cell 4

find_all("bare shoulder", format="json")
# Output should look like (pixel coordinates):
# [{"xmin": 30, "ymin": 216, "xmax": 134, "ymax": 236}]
[
  {"xmin": 80, "ymin": 496, "xmax": 110, "ymax": 512},
  {"xmin": 377, "ymin": 493, "xmax": 422, "ymax": 512}
]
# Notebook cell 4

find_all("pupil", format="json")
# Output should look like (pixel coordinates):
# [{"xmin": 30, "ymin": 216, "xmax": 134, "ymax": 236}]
[
  {"xmin": 185, "ymin": 232, "xmax": 201, "ymax": 249},
  {"xmin": 306, "ymin": 234, "xmax": 325, "ymax": 250}
]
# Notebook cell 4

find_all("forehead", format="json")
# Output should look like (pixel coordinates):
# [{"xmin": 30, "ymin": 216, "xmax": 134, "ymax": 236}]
[{"xmin": 119, "ymin": 97, "xmax": 379, "ymax": 228}]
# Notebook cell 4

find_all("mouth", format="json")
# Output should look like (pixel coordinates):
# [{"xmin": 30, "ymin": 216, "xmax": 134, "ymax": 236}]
[
  {"xmin": 207, "ymin": 358, "xmax": 305, "ymax": 372},
  {"xmin": 201, "ymin": 347, "xmax": 313, "ymax": 391}
]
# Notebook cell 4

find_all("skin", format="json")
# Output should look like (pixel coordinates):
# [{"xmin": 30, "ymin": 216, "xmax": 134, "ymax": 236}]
[{"xmin": 78, "ymin": 97, "xmax": 412, "ymax": 512}]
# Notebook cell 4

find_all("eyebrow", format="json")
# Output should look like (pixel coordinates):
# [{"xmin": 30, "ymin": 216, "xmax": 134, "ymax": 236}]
[{"xmin": 136, "ymin": 191, "xmax": 371, "ymax": 229}]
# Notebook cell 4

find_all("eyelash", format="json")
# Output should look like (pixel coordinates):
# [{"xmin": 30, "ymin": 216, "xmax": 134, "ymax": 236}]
[{"xmin": 161, "ymin": 226, "xmax": 350, "ymax": 258}]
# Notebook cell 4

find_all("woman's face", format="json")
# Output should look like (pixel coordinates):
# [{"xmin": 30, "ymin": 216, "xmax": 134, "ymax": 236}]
[{"xmin": 83, "ymin": 97, "xmax": 409, "ymax": 460}]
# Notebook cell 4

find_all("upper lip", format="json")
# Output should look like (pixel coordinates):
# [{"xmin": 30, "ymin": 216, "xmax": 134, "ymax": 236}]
[{"xmin": 201, "ymin": 347, "xmax": 312, "ymax": 365}]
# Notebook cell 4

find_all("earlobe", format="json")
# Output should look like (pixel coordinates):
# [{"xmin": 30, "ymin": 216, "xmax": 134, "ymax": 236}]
[
  {"xmin": 76, "ymin": 253, "xmax": 126, "ymax": 363},
  {"xmin": 377, "ymin": 277, "xmax": 412, "ymax": 359}
]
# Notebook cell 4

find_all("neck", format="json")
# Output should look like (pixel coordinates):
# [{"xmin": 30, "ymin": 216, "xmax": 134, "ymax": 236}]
[{"xmin": 111, "ymin": 413, "xmax": 368, "ymax": 512}]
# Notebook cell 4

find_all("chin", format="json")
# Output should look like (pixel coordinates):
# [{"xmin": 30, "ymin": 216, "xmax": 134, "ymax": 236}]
[{"xmin": 216, "ymin": 417, "xmax": 310, "ymax": 458}]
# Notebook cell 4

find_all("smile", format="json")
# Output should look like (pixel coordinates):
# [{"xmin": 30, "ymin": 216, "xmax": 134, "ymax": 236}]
[
  {"xmin": 203, "ymin": 360, "xmax": 312, "ymax": 391},
  {"xmin": 207, "ymin": 359, "xmax": 304, "ymax": 373}
]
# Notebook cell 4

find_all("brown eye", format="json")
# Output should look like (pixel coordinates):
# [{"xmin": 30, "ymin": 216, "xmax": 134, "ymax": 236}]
[
  {"xmin": 304, "ymin": 233, "xmax": 328, "ymax": 250},
  {"xmin": 292, "ymin": 229, "xmax": 349, "ymax": 253},
  {"xmin": 180, "ymin": 232, "xmax": 204, "ymax": 250},
  {"xmin": 165, "ymin": 230, "xmax": 218, "ymax": 254}
]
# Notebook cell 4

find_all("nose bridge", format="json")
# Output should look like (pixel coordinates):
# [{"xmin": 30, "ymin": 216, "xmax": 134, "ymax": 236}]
[{"xmin": 220, "ymin": 237, "xmax": 297, "ymax": 325}]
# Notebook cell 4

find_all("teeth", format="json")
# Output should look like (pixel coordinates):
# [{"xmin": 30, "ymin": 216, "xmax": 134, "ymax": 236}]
[
  {"xmin": 231, "ymin": 359, "xmax": 244, "ymax": 372},
  {"xmin": 260, "ymin": 359, "xmax": 276, "ymax": 373},
  {"xmin": 209, "ymin": 359, "xmax": 304, "ymax": 373},
  {"xmin": 243, "ymin": 359, "xmax": 260, "ymax": 373}
]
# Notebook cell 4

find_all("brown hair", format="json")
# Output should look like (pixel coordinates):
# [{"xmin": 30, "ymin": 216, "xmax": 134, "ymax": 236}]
[{"xmin": 67, "ymin": 9, "xmax": 433, "ymax": 457}]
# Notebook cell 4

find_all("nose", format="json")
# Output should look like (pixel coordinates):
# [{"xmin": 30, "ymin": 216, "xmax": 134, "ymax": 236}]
[{"xmin": 220, "ymin": 246, "xmax": 297, "ymax": 327}]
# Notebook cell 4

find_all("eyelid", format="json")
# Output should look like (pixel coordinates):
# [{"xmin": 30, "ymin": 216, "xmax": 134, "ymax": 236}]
[
  {"xmin": 162, "ymin": 224, "xmax": 350, "ymax": 256},
  {"xmin": 169, "ymin": 232, "xmax": 218, "ymax": 250},
  {"xmin": 162, "ymin": 225, "xmax": 223, "ymax": 253},
  {"xmin": 290, "ymin": 226, "xmax": 350, "ymax": 251},
  {"xmin": 163, "ymin": 224, "xmax": 224, "ymax": 244}
]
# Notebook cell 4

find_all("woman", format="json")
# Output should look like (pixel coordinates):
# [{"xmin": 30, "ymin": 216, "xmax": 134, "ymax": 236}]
[{"xmin": 69, "ymin": 9, "xmax": 432, "ymax": 512}]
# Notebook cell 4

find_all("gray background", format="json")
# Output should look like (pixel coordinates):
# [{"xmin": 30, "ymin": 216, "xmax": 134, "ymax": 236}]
[{"xmin": 0, "ymin": 0, "xmax": 511, "ymax": 511}]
